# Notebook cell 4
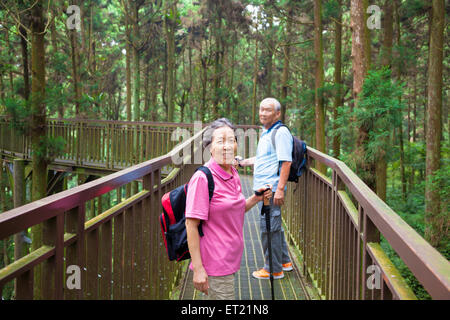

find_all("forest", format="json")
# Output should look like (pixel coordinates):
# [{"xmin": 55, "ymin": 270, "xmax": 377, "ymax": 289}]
[{"xmin": 0, "ymin": 0, "xmax": 448, "ymax": 300}]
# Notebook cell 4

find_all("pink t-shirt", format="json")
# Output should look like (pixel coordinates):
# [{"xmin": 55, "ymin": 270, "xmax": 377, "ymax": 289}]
[{"xmin": 185, "ymin": 157, "xmax": 246, "ymax": 276}]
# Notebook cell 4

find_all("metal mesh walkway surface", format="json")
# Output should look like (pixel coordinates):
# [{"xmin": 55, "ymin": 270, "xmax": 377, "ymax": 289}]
[{"xmin": 180, "ymin": 175, "xmax": 310, "ymax": 300}]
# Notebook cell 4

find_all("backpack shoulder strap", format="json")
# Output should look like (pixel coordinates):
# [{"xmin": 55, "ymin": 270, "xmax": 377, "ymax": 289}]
[
  {"xmin": 194, "ymin": 166, "xmax": 214, "ymax": 237},
  {"xmin": 196, "ymin": 166, "xmax": 215, "ymax": 201},
  {"xmin": 271, "ymin": 123, "xmax": 291, "ymax": 150}
]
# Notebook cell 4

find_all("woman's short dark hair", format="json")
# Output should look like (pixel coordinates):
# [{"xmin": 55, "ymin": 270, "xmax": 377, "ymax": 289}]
[{"xmin": 203, "ymin": 118, "xmax": 237, "ymax": 149}]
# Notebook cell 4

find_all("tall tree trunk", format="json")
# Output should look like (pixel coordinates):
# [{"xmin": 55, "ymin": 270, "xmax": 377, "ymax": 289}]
[
  {"xmin": 188, "ymin": 46, "xmax": 194, "ymax": 122},
  {"xmin": 265, "ymin": 10, "xmax": 274, "ymax": 97},
  {"xmin": 144, "ymin": 62, "xmax": 150, "ymax": 121},
  {"xmin": 413, "ymin": 73, "xmax": 417, "ymax": 142},
  {"xmin": 314, "ymin": 0, "xmax": 326, "ymax": 173},
  {"xmin": 351, "ymin": 0, "xmax": 366, "ymax": 102},
  {"xmin": 5, "ymin": 29, "xmax": 14, "ymax": 95},
  {"xmin": 88, "ymin": 4, "xmax": 98, "ymax": 116},
  {"xmin": 200, "ymin": 49, "xmax": 207, "ymax": 122},
  {"xmin": 394, "ymin": 0, "xmax": 407, "ymax": 201},
  {"xmin": 332, "ymin": 0, "xmax": 342, "ymax": 158},
  {"xmin": 212, "ymin": 9, "xmax": 222, "ymax": 120},
  {"xmin": 351, "ymin": 0, "xmax": 375, "ymax": 191},
  {"xmin": 0, "ymin": 72, "xmax": 4, "ymax": 102},
  {"xmin": 125, "ymin": 3, "xmax": 132, "ymax": 121},
  {"xmin": 363, "ymin": 0, "xmax": 371, "ymax": 70},
  {"xmin": 376, "ymin": 0, "xmax": 394, "ymax": 202},
  {"xmin": 150, "ymin": 63, "xmax": 158, "ymax": 121},
  {"xmin": 30, "ymin": 0, "xmax": 47, "ymax": 299},
  {"xmin": 251, "ymin": 36, "xmax": 259, "ymax": 125},
  {"xmin": 50, "ymin": 9, "xmax": 64, "ymax": 118},
  {"xmin": 19, "ymin": 26, "xmax": 30, "ymax": 101},
  {"xmin": 425, "ymin": 0, "xmax": 444, "ymax": 248},
  {"xmin": 70, "ymin": 29, "xmax": 81, "ymax": 116},
  {"xmin": 164, "ymin": 1, "xmax": 176, "ymax": 122},
  {"xmin": 280, "ymin": 9, "xmax": 292, "ymax": 123},
  {"xmin": 227, "ymin": 31, "xmax": 236, "ymax": 118},
  {"xmin": 132, "ymin": 1, "xmax": 140, "ymax": 121}
]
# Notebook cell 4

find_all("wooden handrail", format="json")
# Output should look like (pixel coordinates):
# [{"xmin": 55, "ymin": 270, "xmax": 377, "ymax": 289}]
[
  {"xmin": 0, "ymin": 117, "xmax": 260, "ymax": 171},
  {"xmin": 0, "ymin": 125, "xmax": 207, "ymax": 299},
  {"xmin": 287, "ymin": 146, "xmax": 450, "ymax": 299},
  {"xmin": 0, "ymin": 116, "xmax": 261, "ymax": 129},
  {"xmin": 0, "ymin": 155, "xmax": 169, "ymax": 238}
]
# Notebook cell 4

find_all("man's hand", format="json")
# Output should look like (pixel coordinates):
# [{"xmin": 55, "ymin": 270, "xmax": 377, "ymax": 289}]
[
  {"xmin": 274, "ymin": 161, "xmax": 291, "ymax": 206},
  {"xmin": 233, "ymin": 156, "xmax": 243, "ymax": 169},
  {"xmin": 273, "ymin": 188, "xmax": 285, "ymax": 206},
  {"xmin": 233, "ymin": 156, "xmax": 255, "ymax": 168}
]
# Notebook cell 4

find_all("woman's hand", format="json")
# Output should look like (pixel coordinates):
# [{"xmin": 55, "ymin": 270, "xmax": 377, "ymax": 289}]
[
  {"xmin": 193, "ymin": 266, "xmax": 209, "ymax": 295},
  {"xmin": 186, "ymin": 218, "xmax": 208, "ymax": 295},
  {"xmin": 255, "ymin": 185, "xmax": 273, "ymax": 202},
  {"xmin": 245, "ymin": 185, "xmax": 272, "ymax": 212}
]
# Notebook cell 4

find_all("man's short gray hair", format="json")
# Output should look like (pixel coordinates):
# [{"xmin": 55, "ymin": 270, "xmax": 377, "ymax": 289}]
[
  {"xmin": 260, "ymin": 97, "xmax": 281, "ymax": 112},
  {"xmin": 202, "ymin": 118, "xmax": 237, "ymax": 149}
]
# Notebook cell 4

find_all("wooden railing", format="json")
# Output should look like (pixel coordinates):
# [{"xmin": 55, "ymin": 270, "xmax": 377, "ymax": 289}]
[
  {"xmin": 0, "ymin": 127, "xmax": 206, "ymax": 299},
  {"xmin": 283, "ymin": 147, "xmax": 450, "ymax": 300},
  {"xmin": 0, "ymin": 117, "xmax": 200, "ymax": 170},
  {"xmin": 0, "ymin": 117, "xmax": 259, "ymax": 172}
]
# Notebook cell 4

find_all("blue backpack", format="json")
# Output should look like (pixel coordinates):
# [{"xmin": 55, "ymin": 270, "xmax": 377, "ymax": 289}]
[{"xmin": 271, "ymin": 123, "xmax": 308, "ymax": 183}]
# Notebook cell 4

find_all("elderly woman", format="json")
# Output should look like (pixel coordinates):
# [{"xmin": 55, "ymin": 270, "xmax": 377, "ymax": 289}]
[{"xmin": 185, "ymin": 118, "xmax": 272, "ymax": 300}]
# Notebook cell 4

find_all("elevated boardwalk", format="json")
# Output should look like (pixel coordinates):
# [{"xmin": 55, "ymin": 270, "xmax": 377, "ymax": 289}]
[
  {"xmin": 0, "ymin": 119, "xmax": 449, "ymax": 300},
  {"xmin": 180, "ymin": 175, "xmax": 311, "ymax": 300}
]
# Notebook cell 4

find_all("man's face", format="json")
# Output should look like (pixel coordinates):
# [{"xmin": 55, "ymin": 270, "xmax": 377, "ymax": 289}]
[{"xmin": 259, "ymin": 102, "xmax": 280, "ymax": 129}]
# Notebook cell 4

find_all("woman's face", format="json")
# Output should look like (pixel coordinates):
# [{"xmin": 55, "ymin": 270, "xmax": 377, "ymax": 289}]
[{"xmin": 209, "ymin": 126, "xmax": 237, "ymax": 166}]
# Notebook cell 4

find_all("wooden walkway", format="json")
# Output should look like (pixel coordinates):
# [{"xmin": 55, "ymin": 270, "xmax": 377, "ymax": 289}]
[{"xmin": 180, "ymin": 175, "xmax": 311, "ymax": 300}]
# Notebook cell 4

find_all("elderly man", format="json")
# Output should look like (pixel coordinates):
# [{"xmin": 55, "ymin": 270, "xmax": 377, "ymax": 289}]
[{"xmin": 237, "ymin": 97, "xmax": 293, "ymax": 280}]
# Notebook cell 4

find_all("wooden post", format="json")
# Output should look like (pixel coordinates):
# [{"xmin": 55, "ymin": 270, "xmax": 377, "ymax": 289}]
[
  {"xmin": 329, "ymin": 170, "xmax": 345, "ymax": 299},
  {"xmin": 13, "ymin": 159, "xmax": 26, "ymax": 257},
  {"xmin": 361, "ymin": 209, "xmax": 380, "ymax": 300},
  {"xmin": 13, "ymin": 159, "xmax": 28, "ymax": 298},
  {"xmin": 41, "ymin": 213, "xmax": 64, "ymax": 299},
  {"xmin": 65, "ymin": 205, "xmax": 85, "ymax": 300}
]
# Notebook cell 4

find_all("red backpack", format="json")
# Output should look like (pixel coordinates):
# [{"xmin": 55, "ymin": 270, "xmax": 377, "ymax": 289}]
[{"xmin": 159, "ymin": 166, "xmax": 214, "ymax": 261}]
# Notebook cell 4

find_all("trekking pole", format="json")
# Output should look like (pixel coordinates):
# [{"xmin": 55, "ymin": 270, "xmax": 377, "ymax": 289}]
[{"xmin": 257, "ymin": 185, "xmax": 274, "ymax": 300}]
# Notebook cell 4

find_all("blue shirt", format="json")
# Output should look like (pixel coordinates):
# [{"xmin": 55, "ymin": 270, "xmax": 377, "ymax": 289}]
[{"xmin": 253, "ymin": 121, "xmax": 293, "ymax": 192}]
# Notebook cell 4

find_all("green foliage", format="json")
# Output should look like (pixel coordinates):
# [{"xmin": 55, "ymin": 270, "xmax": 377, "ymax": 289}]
[
  {"xmin": 401, "ymin": 0, "xmax": 429, "ymax": 19},
  {"xmin": 32, "ymin": 136, "xmax": 66, "ymax": 164},
  {"xmin": 425, "ymin": 164, "xmax": 449, "ymax": 214},
  {"xmin": 323, "ymin": 0, "xmax": 340, "ymax": 20},
  {"xmin": 337, "ymin": 68, "xmax": 405, "ymax": 164},
  {"xmin": 384, "ymin": 180, "xmax": 430, "ymax": 299},
  {"xmin": 384, "ymin": 155, "xmax": 450, "ymax": 299},
  {"xmin": 46, "ymin": 83, "xmax": 69, "ymax": 116},
  {"xmin": 405, "ymin": 140, "xmax": 426, "ymax": 172},
  {"xmin": 3, "ymin": 98, "xmax": 31, "ymax": 134},
  {"xmin": 358, "ymin": 70, "xmax": 404, "ymax": 151},
  {"xmin": 380, "ymin": 237, "xmax": 431, "ymax": 300}
]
